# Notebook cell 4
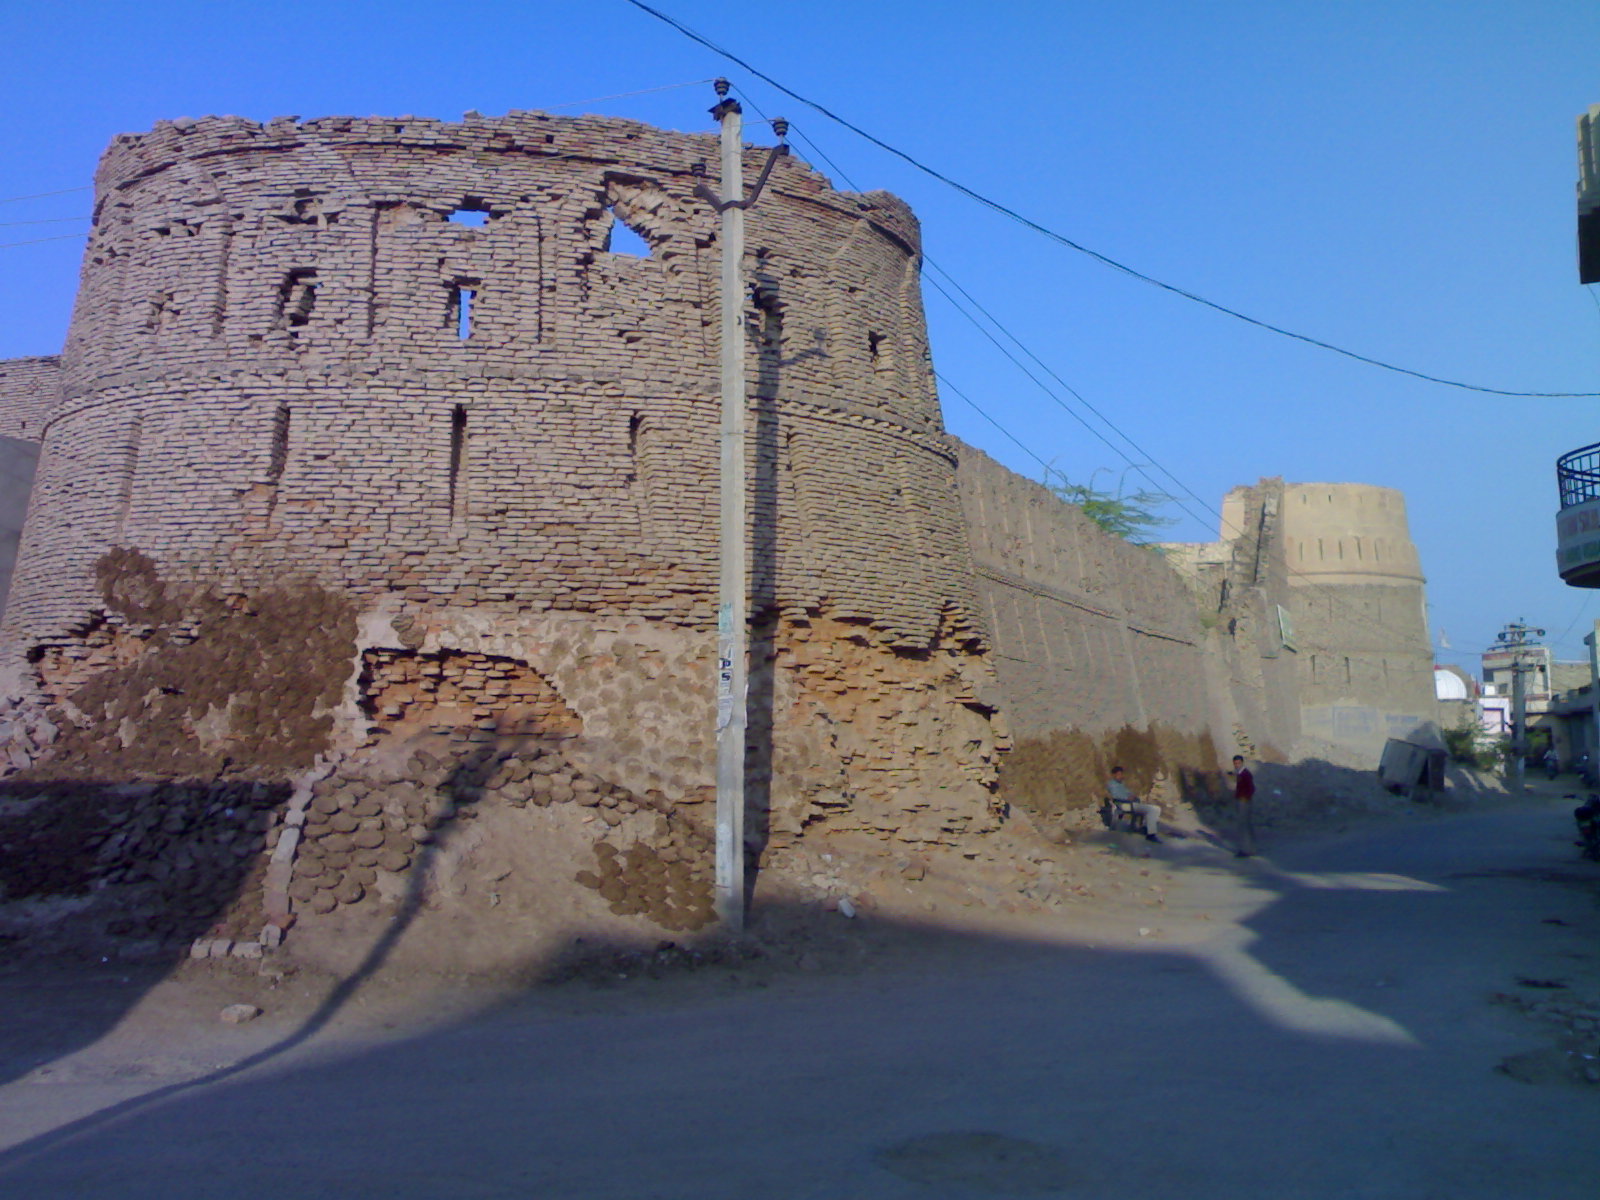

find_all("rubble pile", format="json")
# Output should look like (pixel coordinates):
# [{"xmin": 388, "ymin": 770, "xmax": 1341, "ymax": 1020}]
[{"xmin": 0, "ymin": 779, "xmax": 288, "ymax": 948}]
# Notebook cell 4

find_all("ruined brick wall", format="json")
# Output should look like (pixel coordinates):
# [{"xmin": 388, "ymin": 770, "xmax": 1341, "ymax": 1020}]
[
  {"xmin": 954, "ymin": 443, "xmax": 1225, "ymax": 817},
  {"xmin": 0, "ymin": 357, "xmax": 60, "ymax": 443},
  {"xmin": 0, "ymin": 360, "xmax": 51, "ymax": 627},
  {"xmin": 0, "ymin": 437, "xmax": 42, "ymax": 631},
  {"xmin": 0, "ymin": 111, "xmax": 1002, "ymax": 848}
]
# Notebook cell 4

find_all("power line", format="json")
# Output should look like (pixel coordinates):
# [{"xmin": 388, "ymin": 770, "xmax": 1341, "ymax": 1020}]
[
  {"xmin": 0, "ymin": 216, "xmax": 89, "ymax": 228},
  {"xmin": 775, "ymin": 109, "xmax": 1437, "ymax": 648},
  {"xmin": 771, "ymin": 104, "xmax": 1228, "ymax": 534},
  {"xmin": 624, "ymin": 0, "xmax": 1600, "ymax": 399},
  {"xmin": 0, "ymin": 186, "xmax": 90, "ymax": 206},
  {"xmin": 935, "ymin": 373, "xmax": 1053, "ymax": 476},
  {"xmin": 923, "ymin": 271, "xmax": 1219, "ymax": 534},
  {"xmin": 922, "ymin": 258, "xmax": 1218, "ymax": 521},
  {"xmin": 0, "ymin": 232, "xmax": 85, "ymax": 251}
]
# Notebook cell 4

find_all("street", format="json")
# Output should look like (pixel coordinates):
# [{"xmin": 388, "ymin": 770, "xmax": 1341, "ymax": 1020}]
[{"xmin": 1, "ymin": 795, "xmax": 1597, "ymax": 1199}]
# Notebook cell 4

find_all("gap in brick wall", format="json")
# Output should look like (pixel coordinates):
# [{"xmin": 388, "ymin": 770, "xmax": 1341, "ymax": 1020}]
[
  {"xmin": 604, "ymin": 209, "xmax": 651, "ymax": 257},
  {"xmin": 448, "ymin": 208, "xmax": 489, "ymax": 228},
  {"xmin": 451, "ymin": 284, "xmax": 477, "ymax": 340},
  {"xmin": 625, "ymin": 412, "xmax": 641, "ymax": 484},
  {"xmin": 265, "ymin": 405, "xmax": 290, "ymax": 519},
  {"xmin": 448, "ymin": 405, "xmax": 467, "ymax": 520},
  {"xmin": 279, "ymin": 270, "xmax": 318, "ymax": 332}
]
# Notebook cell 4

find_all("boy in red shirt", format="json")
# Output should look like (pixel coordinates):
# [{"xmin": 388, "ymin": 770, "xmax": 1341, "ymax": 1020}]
[{"xmin": 1232, "ymin": 754, "xmax": 1257, "ymax": 857}]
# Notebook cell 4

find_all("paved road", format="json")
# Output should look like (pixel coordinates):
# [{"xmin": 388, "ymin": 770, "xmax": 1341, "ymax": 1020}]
[{"xmin": 1, "ymin": 797, "xmax": 1597, "ymax": 1198}]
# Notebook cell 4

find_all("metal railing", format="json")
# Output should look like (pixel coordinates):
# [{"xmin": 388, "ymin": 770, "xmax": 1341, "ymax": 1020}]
[{"xmin": 1558, "ymin": 442, "xmax": 1600, "ymax": 508}]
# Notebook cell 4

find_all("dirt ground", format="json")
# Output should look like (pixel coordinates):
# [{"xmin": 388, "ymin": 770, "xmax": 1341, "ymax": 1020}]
[{"xmin": 1, "ymin": 764, "xmax": 1597, "ymax": 1197}]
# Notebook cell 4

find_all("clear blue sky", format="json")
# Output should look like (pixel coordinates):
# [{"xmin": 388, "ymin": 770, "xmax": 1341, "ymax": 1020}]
[{"xmin": 3, "ymin": 1, "xmax": 1597, "ymax": 670}]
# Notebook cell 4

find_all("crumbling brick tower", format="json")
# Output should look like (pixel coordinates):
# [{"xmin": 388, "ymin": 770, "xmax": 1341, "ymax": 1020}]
[{"xmin": 0, "ymin": 111, "xmax": 1005, "ymax": 884}]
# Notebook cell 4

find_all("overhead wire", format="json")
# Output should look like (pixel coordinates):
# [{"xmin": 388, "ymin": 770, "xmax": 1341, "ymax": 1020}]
[
  {"xmin": 0, "ymin": 186, "xmax": 89, "ymax": 205},
  {"xmin": 771, "ymin": 100, "xmax": 1223, "ymax": 530},
  {"xmin": 752, "ymin": 99, "xmax": 1437, "ymax": 648},
  {"xmin": 624, "ymin": 0, "xmax": 1600, "ymax": 399},
  {"xmin": 0, "ymin": 232, "xmax": 86, "ymax": 251},
  {"xmin": 935, "ymin": 373, "xmax": 1053, "ymax": 476},
  {"xmin": 0, "ymin": 216, "xmax": 90, "ymax": 228}
]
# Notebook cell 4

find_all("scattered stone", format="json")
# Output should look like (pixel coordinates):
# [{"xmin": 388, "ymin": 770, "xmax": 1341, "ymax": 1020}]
[{"xmin": 220, "ymin": 1003, "xmax": 262, "ymax": 1025}]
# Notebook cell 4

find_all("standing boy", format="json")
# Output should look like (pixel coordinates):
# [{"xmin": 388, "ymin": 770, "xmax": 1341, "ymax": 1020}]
[{"xmin": 1231, "ymin": 754, "xmax": 1257, "ymax": 857}]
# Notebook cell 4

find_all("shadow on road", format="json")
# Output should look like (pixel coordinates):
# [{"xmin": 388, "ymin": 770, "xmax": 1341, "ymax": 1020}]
[{"xmin": 1, "ymin": 798, "xmax": 1597, "ymax": 1198}]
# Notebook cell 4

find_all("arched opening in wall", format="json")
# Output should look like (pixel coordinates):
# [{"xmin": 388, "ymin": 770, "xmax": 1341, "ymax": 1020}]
[
  {"xmin": 603, "ymin": 208, "xmax": 651, "ymax": 257},
  {"xmin": 448, "ymin": 404, "xmax": 468, "ymax": 524},
  {"xmin": 448, "ymin": 279, "xmax": 480, "ymax": 341},
  {"xmin": 277, "ymin": 270, "xmax": 318, "ymax": 336}
]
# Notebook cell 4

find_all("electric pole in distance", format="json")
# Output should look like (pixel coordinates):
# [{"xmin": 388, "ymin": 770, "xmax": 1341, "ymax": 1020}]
[
  {"xmin": 1491, "ymin": 619, "xmax": 1545, "ymax": 792},
  {"xmin": 694, "ymin": 79, "xmax": 787, "ymax": 932}
]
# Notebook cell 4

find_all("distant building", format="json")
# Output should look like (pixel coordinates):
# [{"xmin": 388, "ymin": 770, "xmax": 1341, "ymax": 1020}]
[
  {"xmin": 1559, "ymin": 104, "xmax": 1600, "ymax": 585},
  {"xmin": 1580, "ymin": 103, "xmax": 1600, "ymax": 285}
]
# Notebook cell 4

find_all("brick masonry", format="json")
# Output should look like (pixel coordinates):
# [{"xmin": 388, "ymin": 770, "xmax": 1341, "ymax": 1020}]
[
  {"xmin": 0, "ymin": 110, "xmax": 1004, "ymax": 860},
  {"xmin": 0, "ymin": 110, "xmax": 1438, "ymax": 944}
]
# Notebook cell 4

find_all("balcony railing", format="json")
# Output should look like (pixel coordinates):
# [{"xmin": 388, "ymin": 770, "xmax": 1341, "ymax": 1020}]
[{"xmin": 1558, "ymin": 442, "xmax": 1600, "ymax": 508}]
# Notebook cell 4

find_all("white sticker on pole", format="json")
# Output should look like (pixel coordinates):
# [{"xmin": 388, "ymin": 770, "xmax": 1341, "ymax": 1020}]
[{"xmin": 717, "ymin": 637, "xmax": 735, "ymax": 730}]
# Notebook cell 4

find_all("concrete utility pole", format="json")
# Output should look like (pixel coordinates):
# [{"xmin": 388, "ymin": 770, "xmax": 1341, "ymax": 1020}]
[
  {"xmin": 1510, "ymin": 660, "xmax": 1527, "ymax": 792},
  {"xmin": 1491, "ymin": 619, "xmax": 1545, "ymax": 792},
  {"xmin": 695, "ymin": 80, "xmax": 788, "ymax": 932}
]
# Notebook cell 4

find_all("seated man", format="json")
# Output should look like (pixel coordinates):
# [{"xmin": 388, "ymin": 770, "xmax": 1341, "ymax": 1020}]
[{"xmin": 1106, "ymin": 766, "xmax": 1162, "ymax": 843}]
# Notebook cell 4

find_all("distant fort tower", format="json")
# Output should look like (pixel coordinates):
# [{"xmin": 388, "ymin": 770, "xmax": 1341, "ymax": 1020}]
[{"xmin": 1227, "ymin": 480, "xmax": 1435, "ymax": 757}]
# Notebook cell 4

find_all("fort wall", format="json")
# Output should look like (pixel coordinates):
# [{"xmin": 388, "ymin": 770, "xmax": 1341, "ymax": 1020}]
[
  {"xmin": 0, "ymin": 357, "xmax": 60, "ymax": 442},
  {"xmin": 0, "ymin": 110, "xmax": 1439, "ymax": 945},
  {"xmin": 954, "ymin": 444, "xmax": 1225, "ymax": 813},
  {"xmin": 0, "ymin": 113, "xmax": 1010, "ymax": 934}
]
